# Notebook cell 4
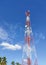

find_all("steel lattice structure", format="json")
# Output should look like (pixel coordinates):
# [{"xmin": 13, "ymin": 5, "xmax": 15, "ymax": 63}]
[{"xmin": 22, "ymin": 10, "xmax": 38, "ymax": 65}]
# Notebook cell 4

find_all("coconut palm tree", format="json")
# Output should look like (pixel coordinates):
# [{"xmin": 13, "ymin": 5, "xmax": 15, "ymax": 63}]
[
  {"xmin": 0, "ymin": 57, "xmax": 2, "ymax": 65},
  {"xmin": 11, "ymin": 61, "xmax": 15, "ymax": 65},
  {"xmin": 16, "ymin": 62, "xmax": 21, "ymax": 65},
  {"xmin": 2, "ymin": 57, "xmax": 7, "ymax": 65}
]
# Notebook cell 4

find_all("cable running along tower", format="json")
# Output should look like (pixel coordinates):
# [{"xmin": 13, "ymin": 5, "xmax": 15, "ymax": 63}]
[{"xmin": 22, "ymin": 10, "xmax": 38, "ymax": 65}]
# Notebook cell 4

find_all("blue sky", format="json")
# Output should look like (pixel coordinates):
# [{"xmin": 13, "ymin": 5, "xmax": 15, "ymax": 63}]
[{"xmin": 0, "ymin": 0, "xmax": 46, "ymax": 65}]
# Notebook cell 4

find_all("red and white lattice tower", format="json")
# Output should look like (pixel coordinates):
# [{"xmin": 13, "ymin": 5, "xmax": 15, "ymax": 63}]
[{"xmin": 22, "ymin": 10, "xmax": 38, "ymax": 65}]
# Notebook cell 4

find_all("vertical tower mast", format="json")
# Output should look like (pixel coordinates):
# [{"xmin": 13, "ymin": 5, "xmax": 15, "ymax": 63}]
[
  {"xmin": 22, "ymin": 10, "xmax": 38, "ymax": 65},
  {"xmin": 25, "ymin": 10, "xmax": 32, "ymax": 65}
]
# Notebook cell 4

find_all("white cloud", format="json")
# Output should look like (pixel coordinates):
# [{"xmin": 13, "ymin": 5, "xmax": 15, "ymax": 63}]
[
  {"xmin": 35, "ymin": 32, "xmax": 45, "ymax": 40},
  {"xmin": 0, "ymin": 27, "xmax": 8, "ymax": 40},
  {"xmin": 0, "ymin": 22, "xmax": 24, "ymax": 44},
  {"xmin": 0, "ymin": 42, "xmax": 22, "ymax": 50},
  {"xmin": 34, "ymin": 32, "xmax": 45, "ymax": 44},
  {"xmin": 39, "ymin": 33, "xmax": 45, "ymax": 40}
]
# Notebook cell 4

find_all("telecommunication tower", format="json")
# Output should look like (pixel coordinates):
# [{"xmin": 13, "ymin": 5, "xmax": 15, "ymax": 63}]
[{"xmin": 22, "ymin": 10, "xmax": 38, "ymax": 65}]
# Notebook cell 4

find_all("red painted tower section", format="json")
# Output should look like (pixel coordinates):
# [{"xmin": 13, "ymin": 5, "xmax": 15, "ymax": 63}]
[
  {"xmin": 25, "ymin": 10, "xmax": 31, "ymax": 65},
  {"xmin": 22, "ymin": 10, "xmax": 38, "ymax": 65}
]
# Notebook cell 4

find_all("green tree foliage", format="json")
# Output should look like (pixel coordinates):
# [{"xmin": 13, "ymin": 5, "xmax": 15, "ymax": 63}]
[
  {"xmin": 11, "ymin": 61, "xmax": 15, "ymax": 65},
  {"xmin": 0, "ymin": 57, "xmax": 2, "ymax": 65},
  {"xmin": 0, "ymin": 57, "xmax": 7, "ymax": 65},
  {"xmin": 0, "ymin": 57, "xmax": 21, "ymax": 65},
  {"xmin": 16, "ymin": 62, "xmax": 21, "ymax": 65}
]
